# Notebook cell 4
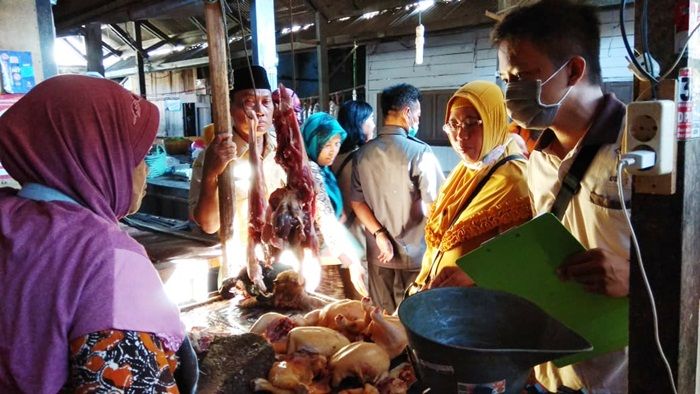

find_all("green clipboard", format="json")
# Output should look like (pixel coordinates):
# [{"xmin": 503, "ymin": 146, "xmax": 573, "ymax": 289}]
[{"xmin": 456, "ymin": 213, "xmax": 629, "ymax": 366}]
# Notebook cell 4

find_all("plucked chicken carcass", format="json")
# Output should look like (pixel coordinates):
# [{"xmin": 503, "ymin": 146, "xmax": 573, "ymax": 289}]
[
  {"xmin": 239, "ymin": 270, "xmax": 326, "ymax": 312},
  {"xmin": 264, "ymin": 85, "xmax": 319, "ymax": 262},
  {"xmin": 364, "ymin": 307, "xmax": 408, "ymax": 359},
  {"xmin": 338, "ymin": 384, "xmax": 380, "ymax": 394},
  {"xmin": 329, "ymin": 342, "xmax": 391, "ymax": 387},
  {"xmin": 317, "ymin": 299, "xmax": 369, "ymax": 340},
  {"xmin": 253, "ymin": 352, "xmax": 331, "ymax": 394},
  {"xmin": 286, "ymin": 326, "xmax": 351, "ymax": 357},
  {"xmin": 250, "ymin": 312, "xmax": 302, "ymax": 354}
]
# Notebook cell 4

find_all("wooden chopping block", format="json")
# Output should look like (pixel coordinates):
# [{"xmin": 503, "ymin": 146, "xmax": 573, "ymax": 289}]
[{"xmin": 198, "ymin": 333, "xmax": 276, "ymax": 393}]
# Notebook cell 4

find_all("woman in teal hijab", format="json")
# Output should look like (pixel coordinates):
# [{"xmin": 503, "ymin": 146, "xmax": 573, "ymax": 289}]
[
  {"xmin": 301, "ymin": 112, "xmax": 347, "ymax": 218},
  {"xmin": 301, "ymin": 112, "xmax": 367, "ymax": 300}
]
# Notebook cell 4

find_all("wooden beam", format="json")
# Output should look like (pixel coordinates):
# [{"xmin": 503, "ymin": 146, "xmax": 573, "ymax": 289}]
[
  {"xmin": 110, "ymin": 23, "xmax": 149, "ymax": 58},
  {"xmin": 85, "ymin": 22, "xmax": 105, "ymax": 76},
  {"xmin": 102, "ymin": 41, "xmax": 123, "ymax": 58},
  {"xmin": 304, "ymin": 0, "xmax": 329, "ymax": 22},
  {"xmin": 134, "ymin": 21, "xmax": 147, "ymax": 98},
  {"xmin": 141, "ymin": 20, "xmax": 172, "ymax": 42},
  {"xmin": 35, "ymin": 0, "xmax": 58, "ymax": 79},
  {"xmin": 315, "ymin": 10, "xmax": 329, "ymax": 111},
  {"xmin": 62, "ymin": 37, "xmax": 87, "ymax": 61},
  {"xmin": 628, "ymin": 0, "xmax": 700, "ymax": 393},
  {"xmin": 203, "ymin": 1, "xmax": 235, "ymax": 258},
  {"xmin": 190, "ymin": 16, "xmax": 207, "ymax": 35}
]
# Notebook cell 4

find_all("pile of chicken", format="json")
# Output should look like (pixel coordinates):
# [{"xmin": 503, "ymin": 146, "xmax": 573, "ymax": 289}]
[{"xmin": 249, "ymin": 297, "xmax": 415, "ymax": 394}]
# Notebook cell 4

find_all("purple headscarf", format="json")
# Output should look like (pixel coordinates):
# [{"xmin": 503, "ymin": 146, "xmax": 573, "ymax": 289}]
[{"xmin": 0, "ymin": 75, "xmax": 184, "ymax": 393}]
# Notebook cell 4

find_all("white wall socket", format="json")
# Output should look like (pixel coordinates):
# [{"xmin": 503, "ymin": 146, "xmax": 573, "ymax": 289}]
[{"xmin": 625, "ymin": 100, "xmax": 676, "ymax": 175}]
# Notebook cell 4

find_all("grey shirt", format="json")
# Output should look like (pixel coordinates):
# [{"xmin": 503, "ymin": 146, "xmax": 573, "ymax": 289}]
[{"xmin": 350, "ymin": 125, "xmax": 444, "ymax": 270}]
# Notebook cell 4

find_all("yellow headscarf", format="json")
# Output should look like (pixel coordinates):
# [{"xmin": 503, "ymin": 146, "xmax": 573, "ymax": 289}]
[{"xmin": 424, "ymin": 81, "xmax": 527, "ymax": 252}]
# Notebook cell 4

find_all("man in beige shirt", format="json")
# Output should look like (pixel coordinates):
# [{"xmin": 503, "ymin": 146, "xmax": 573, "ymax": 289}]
[
  {"xmin": 189, "ymin": 66, "xmax": 286, "ymax": 283},
  {"xmin": 494, "ymin": 1, "xmax": 630, "ymax": 392}
]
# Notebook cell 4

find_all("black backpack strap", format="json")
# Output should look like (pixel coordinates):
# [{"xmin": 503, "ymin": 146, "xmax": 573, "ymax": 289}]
[
  {"xmin": 550, "ymin": 144, "xmax": 602, "ymax": 220},
  {"xmin": 336, "ymin": 149, "xmax": 357, "ymax": 176},
  {"xmin": 455, "ymin": 154, "xmax": 525, "ymax": 228}
]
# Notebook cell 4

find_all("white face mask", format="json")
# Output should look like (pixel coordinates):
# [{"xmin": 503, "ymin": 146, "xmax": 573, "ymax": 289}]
[
  {"xmin": 505, "ymin": 60, "xmax": 573, "ymax": 130},
  {"xmin": 463, "ymin": 137, "xmax": 513, "ymax": 171}
]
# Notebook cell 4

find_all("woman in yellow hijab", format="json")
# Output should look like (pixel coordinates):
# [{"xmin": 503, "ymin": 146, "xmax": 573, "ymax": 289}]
[{"xmin": 412, "ymin": 80, "xmax": 532, "ymax": 290}]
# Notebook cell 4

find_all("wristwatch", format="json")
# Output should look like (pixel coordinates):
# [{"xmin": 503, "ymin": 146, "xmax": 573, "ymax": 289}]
[{"xmin": 373, "ymin": 226, "xmax": 388, "ymax": 238}]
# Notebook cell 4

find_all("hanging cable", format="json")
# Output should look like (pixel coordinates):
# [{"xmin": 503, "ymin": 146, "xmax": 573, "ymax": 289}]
[
  {"xmin": 659, "ymin": 20, "xmax": 700, "ymax": 81},
  {"xmin": 289, "ymin": 0, "xmax": 297, "ymax": 92},
  {"xmin": 235, "ymin": 0, "xmax": 259, "ymax": 105},
  {"xmin": 641, "ymin": 0, "xmax": 657, "ymax": 99},
  {"xmin": 616, "ymin": 158, "xmax": 678, "ymax": 394},
  {"xmin": 620, "ymin": 0, "xmax": 658, "ymax": 83},
  {"xmin": 220, "ymin": 0, "xmax": 235, "ymax": 91},
  {"xmin": 352, "ymin": 40, "xmax": 358, "ymax": 101}
]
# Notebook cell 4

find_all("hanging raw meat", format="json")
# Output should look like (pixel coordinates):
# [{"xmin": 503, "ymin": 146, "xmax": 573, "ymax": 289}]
[
  {"xmin": 263, "ymin": 85, "xmax": 319, "ymax": 262},
  {"xmin": 247, "ymin": 112, "xmax": 268, "ymax": 291}
]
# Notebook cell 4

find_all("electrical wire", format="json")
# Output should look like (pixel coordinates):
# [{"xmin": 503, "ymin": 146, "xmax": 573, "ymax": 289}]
[
  {"xmin": 234, "ymin": 0, "xmax": 260, "ymax": 122},
  {"xmin": 220, "ymin": 0, "xmax": 235, "ymax": 91},
  {"xmin": 620, "ymin": 0, "xmax": 658, "ymax": 83},
  {"xmin": 641, "ymin": 0, "xmax": 657, "ymax": 99},
  {"xmin": 616, "ymin": 159, "xmax": 678, "ymax": 394},
  {"xmin": 660, "ymin": 21, "xmax": 700, "ymax": 81}
]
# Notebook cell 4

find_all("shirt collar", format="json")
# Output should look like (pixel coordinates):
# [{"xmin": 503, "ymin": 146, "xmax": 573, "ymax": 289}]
[
  {"xmin": 534, "ymin": 93, "xmax": 625, "ymax": 151},
  {"xmin": 232, "ymin": 128, "xmax": 276, "ymax": 158},
  {"xmin": 378, "ymin": 125, "xmax": 408, "ymax": 137}
]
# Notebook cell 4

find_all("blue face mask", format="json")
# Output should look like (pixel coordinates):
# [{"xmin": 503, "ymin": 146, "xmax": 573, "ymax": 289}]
[{"xmin": 406, "ymin": 108, "xmax": 419, "ymax": 138}]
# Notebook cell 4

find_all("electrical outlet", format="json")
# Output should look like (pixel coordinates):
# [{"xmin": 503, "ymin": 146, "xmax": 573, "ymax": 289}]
[{"xmin": 625, "ymin": 100, "xmax": 676, "ymax": 175}]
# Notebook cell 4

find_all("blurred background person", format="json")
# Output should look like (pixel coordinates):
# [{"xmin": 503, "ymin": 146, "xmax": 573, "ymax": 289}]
[
  {"xmin": 333, "ymin": 100, "xmax": 375, "ymax": 294},
  {"xmin": 350, "ymin": 83, "xmax": 444, "ymax": 313},
  {"xmin": 302, "ymin": 112, "xmax": 365, "ymax": 299}
]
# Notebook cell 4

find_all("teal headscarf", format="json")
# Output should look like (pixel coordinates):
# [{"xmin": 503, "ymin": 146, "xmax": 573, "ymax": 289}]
[{"xmin": 301, "ymin": 112, "xmax": 347, "ymax": 218}]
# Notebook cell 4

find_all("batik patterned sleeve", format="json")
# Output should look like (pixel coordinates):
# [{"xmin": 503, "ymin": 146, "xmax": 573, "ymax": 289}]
[{"xmin": 66, "ymin": 330, "xmax": 179, "ymax": 394}]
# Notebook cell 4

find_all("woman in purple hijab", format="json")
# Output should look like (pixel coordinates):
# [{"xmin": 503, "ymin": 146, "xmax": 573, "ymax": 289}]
[{"xmin": 0, "ymin": 75, "xmax": 190, "ymax": 393}]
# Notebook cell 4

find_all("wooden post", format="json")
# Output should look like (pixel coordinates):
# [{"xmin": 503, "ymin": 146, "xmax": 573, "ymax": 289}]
[
  {"xmin": 251, "ymin": 0, "xmax": 278, "ymax": 88},
  {"xmin": 316, "ymin": 11, "xmax": 329, "ymax": 111},
  {"xmin": 85, "ymin": 22, "xmax": 104, "ymax": 76},
  {"xmin": 35, "ymin": 0, "xmax": 57, "ymax": 79},
  {"xmin": 628, "ymin": 0, "xmax": 700, "ymax": 392},
  {"xmin": 203, "ymin": 1, "xmax": 235, "ymax": 268},
  {"xmin": 134, "ymin": 21, "xmax": 147, "ymax": 98}
]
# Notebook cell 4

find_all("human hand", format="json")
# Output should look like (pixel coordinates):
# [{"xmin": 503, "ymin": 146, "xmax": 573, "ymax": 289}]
[
  {"xmin": 247, "ymin": 255, "xmax": 267, "ymax": 294},
  {"xmin": 349, "ymin": 259, "xmax": 368, "ymax": 297},
  {"xmin": 203, "ymin": 133, "xmax": 236, "ymax": 178},
  {"xmin": 428, "ymin": 266, "xmax": 474, "ymax": 289},
  {"xmin": 557, "ymin": 248, "xmax": 629, "ymax": 297},
  {"xmin": 376, "ymin": 232, "xmax": 394, "ymax": 264}
]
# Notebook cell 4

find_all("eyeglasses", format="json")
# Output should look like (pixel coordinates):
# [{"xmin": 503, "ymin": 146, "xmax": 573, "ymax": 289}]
[{"xmin": 442, "ymin": 118, "xmax": 482, "ymax": 134}]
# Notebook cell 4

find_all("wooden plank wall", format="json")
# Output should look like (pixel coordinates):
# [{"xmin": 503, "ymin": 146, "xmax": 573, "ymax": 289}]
[{"xmin": 124, "ymin": 68, "xmax": 199, "ymax": 136}]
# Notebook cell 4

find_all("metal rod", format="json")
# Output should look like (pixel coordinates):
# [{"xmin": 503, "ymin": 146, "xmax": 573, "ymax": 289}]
[{"xmin": 315, "ymin": 10, "xmax": 329, "ymax": 111}]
